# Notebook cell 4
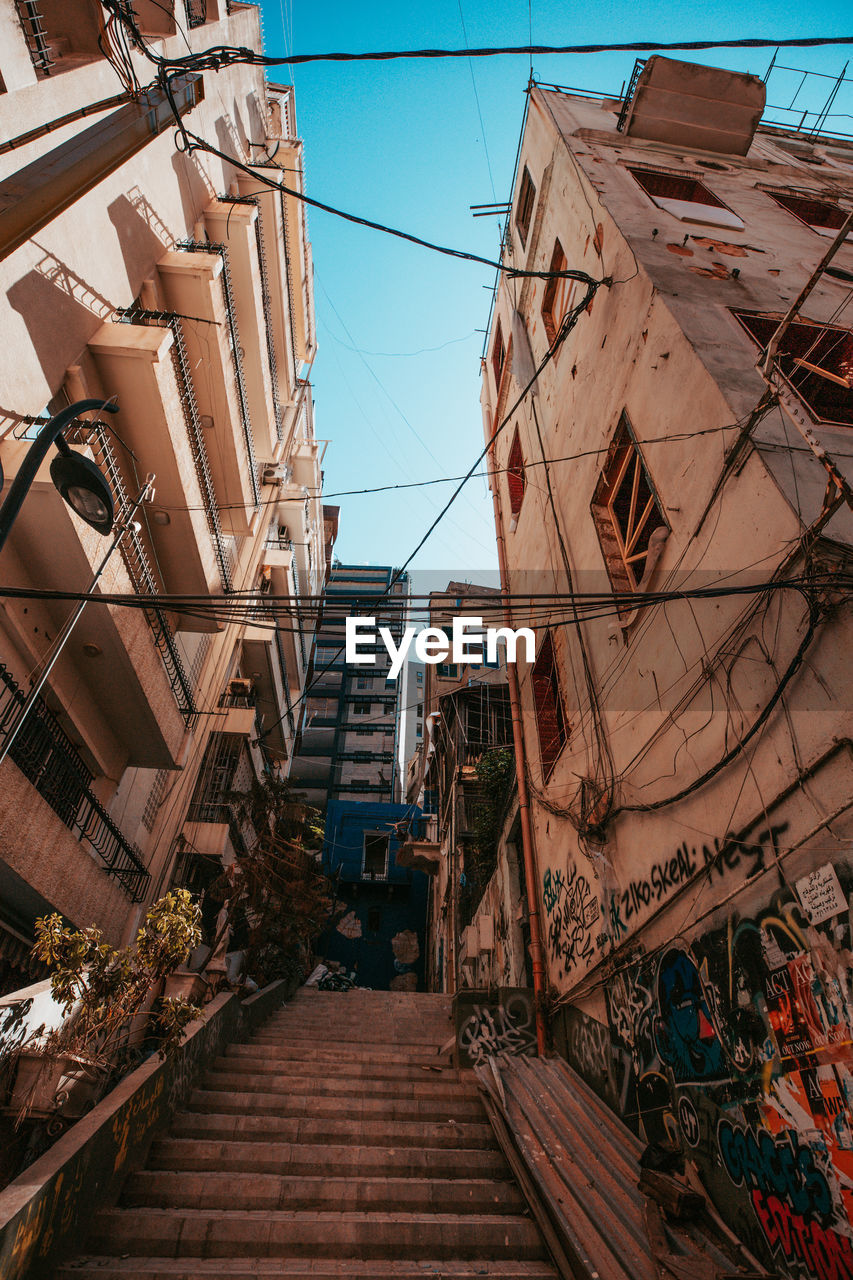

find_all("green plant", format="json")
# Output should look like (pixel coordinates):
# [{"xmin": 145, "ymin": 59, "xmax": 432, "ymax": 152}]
[
  {"xmin": 31, "ymin": 889, "xmax": 204, "ymax": 1064},
  {"xmin": 461, "ymin": 748, "xmax": 516, "ymax": 922}
]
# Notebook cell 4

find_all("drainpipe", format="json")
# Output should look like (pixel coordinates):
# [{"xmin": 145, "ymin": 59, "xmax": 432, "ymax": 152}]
[{"xmin": 481, "ymin": 362, "xmax": 547, "ymax": 1054}]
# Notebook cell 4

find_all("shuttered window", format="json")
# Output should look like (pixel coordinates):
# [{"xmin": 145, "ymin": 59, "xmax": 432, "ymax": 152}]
[
  {"xmin": 767, "ymin": 191, "xmax": 849, "ymax": 235},
  {"xmin": 541, "ymin": 239, "xmax": 577, "ymax": 346},
  {"xmin": 531, "ymin": 631, "xmax": 568, "ymax": 780},
  {"xmin": 515, "ymin": 167, "xmax": 537, "ymax": 246},
  {"xmin": 507, "ymin": 426, "xmax": 526, "ymax": 516}
]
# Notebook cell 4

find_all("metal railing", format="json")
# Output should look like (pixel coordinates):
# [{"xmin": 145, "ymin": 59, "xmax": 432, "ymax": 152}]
[
  {"xmin": 265, "ymin": 533, "xmax": 292, "ymax": 552},
  {"xmin": 66, "ymin": 420, "xmax": 198, "ymax": 726},
  {"xmin": 218, "ymin": 194, "xmax": 284, "ymax": 442},
  {"xmin": 0, "ymin": 664, "xmax": 150, "ymax": 901},
  {"xmin": 177, "ymin": 240, "xmax": 261, "ymax": 505},
  {"xmin": 116, "ymin": 308, "xmax": 234, "ymax": 591},
  {"xmin": 14, "ymin": 0, "xmax": 53, "ymax": 76},
  {"xmin": 184, "ymin": 0, "xmax": 206, "ymax": 27},
  {"xmin": 617, "ymin": 58, "xmax": 646, "ymax": 132}
]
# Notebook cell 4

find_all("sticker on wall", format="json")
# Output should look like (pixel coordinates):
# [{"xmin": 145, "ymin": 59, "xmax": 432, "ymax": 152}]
[{"xmin": 795, "ymin": 863, "xmax": 847, "ymax": 926}]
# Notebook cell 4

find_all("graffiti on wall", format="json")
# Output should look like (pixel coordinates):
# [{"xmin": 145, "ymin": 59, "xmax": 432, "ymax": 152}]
[
  {"xmin": 543, "ymin": 863, "xmax": 601, "ymax": 977},
  {"xmin": 455, "ymin": 988, "xmax": 536, "ymax": 1067},
  {"xmin": 559, "ymin": 854, "xmax": 853, "ymax": 1280}
]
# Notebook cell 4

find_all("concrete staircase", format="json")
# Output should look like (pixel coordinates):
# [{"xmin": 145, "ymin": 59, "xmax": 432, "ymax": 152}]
[{"xmin": 60, "ymin": 987, "xmax": 557, "ymax": 1278}]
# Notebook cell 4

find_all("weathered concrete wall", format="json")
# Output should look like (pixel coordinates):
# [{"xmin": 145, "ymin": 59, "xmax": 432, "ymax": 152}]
[
  {"xmin": 453, "ymin": 987, "xmax": 537, "ymax": 1067},
  {"xmin": 0, "ymin": 976, "xmax": 294, "ymax": 1280},
  {"xmin": 489, "ymin": 82, "xmax": 853, "ymax": 1279}
]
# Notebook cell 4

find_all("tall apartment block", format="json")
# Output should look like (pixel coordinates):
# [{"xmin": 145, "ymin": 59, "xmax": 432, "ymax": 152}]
[
  {"xmin": 0, "ymin": 0, "xmax": 325, "ymax": 992},
  {"xmin": 483, "ymin": 57, "xmax": 853, "ymax": 1268},
  {"xmin": 290, "ymin": 565, "xmax": 409, "ymax": 810}
]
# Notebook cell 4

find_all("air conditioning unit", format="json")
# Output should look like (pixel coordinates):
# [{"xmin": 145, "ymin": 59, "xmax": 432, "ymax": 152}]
[
  {"xmin": 477, "ymin": 914, "xmax": 494, "ymax": 954},
  {"xmin": 229, "ymin": 678, "xmax": 253, "ymax": 697},
  {"xmin": 460, "ymin": 924, "xmax": 478, "ymax": 962},
  {"xmin": 262, "ymin": 463, "xmax": 291, "ymax": 485}
]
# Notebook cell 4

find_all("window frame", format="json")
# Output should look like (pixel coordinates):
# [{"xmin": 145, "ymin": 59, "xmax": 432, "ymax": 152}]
[
  {"xmin": 591, "ymin": 414, "xmax": 669, "ymax": 593},
  {"xmin": 765, "ymin": 188, "xmax": 851, "ymax": 237},
  {"xmin": 732, "ymin": 309, "xmax": 853, "ymax": 427},
  {"xmin": 362, "ymin": 831, "xmax": 390, "ymax": 880},
  {"xmin": 507, "ymin": 425, "xmax": 526, "ymax": 518},
  {"xmin": 628, "ymin": 166, "xmax": 744, "ymax": 232},
  {"xmin": 515, "ymin": 166, "xmax": 537, "ymax": 247},
  {"xmin": 531, "ymin": 630, "xmax": 569, "ymax": 782},
  {"xmin": 541, "ymin": 238, "xmax": 577, "ymax": 348}
]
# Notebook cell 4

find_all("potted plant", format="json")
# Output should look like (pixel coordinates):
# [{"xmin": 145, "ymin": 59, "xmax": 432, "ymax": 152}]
[{"xmin": 6, "ymin": 890, "xmax": 203, "ymax": 1124}]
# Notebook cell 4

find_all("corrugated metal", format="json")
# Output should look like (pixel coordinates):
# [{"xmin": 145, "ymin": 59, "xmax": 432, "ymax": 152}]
[{"xmin": 475, "ymin": 1054, "xmax": 771, "ymax": 1280}]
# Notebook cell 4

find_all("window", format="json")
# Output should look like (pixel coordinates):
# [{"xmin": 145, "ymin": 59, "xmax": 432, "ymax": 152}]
[
  {"xmin": 541, "ymin": 239, "xmax": 577, "ymax": 346},
  {"xmin": 766, "ymin": 190, "xmax": 850, "ymax": 237},
  {"xmin": 356, "ymin": 675, "xmax": 372, "ymax": 690},
  {"xmin": 363, "ymin": 832, "xmax": 389, "ymax": 879},
  {"xmin": 733, "ymin": 311, "xmax": 853, "ymax": 427},
  {"xmin": 416, "ymin": 671, "xmax": 423, "ymax": 685},
  {"xmin": 515, "ymin": 166, "xmax": 536, "ymax": 246},
  {"xmin": 531, "ymin": 631, "xmax": 568, "ymax": 781},
  {"xmin": 629, "ymin": 168, "xmax": 744, "ymax": 231},
  {"xmin": 507, "ymin": 426, "xmax": 526, "ymax": 517},
  {"xmin": 416, "ymin": 703, "xmax": 423, "ymax": 716},
  {"xmin": 491, "ymin": 319, "xmax": 507, "ymax": 388},
  {"xmin": 416, "ymin": 724, "xmax": 423, "ymax": 739},
  {"xmin": 437, "ymin": 663, "xmax": 459, "ymax": 680},
  {"xmin": 591, "ymin": 416, "xmax": 668, "ymax": 591},
  {"xmin": 353, "ymin": 700, "xmax": 371, "ymax": 716}
]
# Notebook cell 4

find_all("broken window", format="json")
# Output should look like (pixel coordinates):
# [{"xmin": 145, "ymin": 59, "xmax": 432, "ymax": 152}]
[
  {"xmin": 629, "ymin": 168, "xmax": 744, "ymax": 231},
  {"xmin": 515, "ymin": 166, "xmax": 537, "ymax": 246},
  {"xmin": 363, "ymin": 832, "xmax": 389, "ymax": 879},
  {"xmin": 531, "ymin": 631, "xmax": 568, "ymax": 781},
  {"xmin": 766, "ymin": 190, "xmax": 850, "ymax": 237},
  {"xmin": 591, "ymin": 415, "xmax": 668, "ymax": 591},
  {"xmin": 541, "ymin": 239, "xmax": 577, "ymax": 347},
  {"xmin": 507, "ymin": 425, "xmax": 526, "ymax": 517},
  {"xmin": 733, "ymin": 311, "xmax": 853, "ymax": 426}
]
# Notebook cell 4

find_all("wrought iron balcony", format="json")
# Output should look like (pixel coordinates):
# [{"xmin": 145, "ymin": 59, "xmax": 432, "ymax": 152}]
[{"xmin": 0, "ymin": 664, "xmax": 150, "ymax": 902}]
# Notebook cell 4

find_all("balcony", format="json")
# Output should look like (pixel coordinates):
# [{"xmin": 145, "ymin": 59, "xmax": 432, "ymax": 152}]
[
  {"xmin": 205, "ymin": 198, "xmax": 284, "ymax": 456},
  {"xmin": 158, "ymin": 245, "xmax": 260, "ymax": 534},
  {"xmin": 396, "ymin": 815, "xmax": 441, "ymax": 875},
  {"xmin": 89, "ymin": 315, "xmax": 232, "ymax": 608},
  {"xmin": 0, "ymin": 664, "xmax": 150, "ymax": 901},
  {"xmin": 236, "ymin": 169, "xmax": 298, "ymax": 409}
]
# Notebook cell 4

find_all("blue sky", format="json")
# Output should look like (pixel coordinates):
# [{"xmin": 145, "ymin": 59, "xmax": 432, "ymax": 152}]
[{"xmin": 259, "ymin": 0, "xmax": 852, "ymax": 575}]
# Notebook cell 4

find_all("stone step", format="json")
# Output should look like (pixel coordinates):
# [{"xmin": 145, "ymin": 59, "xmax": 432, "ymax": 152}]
[
  {"xmin": 59, "ymin": 1260, "xmax": 556, "ymax": 1280},
  {"xmin": 86, "ymin": 1209, "xmax": 547, "ymax": 1260},
  {"xmin": 147, "ymin": 1138, "xmax": 509, "ymax": 1180},
  {"xmin": 263, "ymin": 1025, "xmax": 452, "ymax": 1044},
  {"xmin": 206, "ymin": 1056, "xmax": 464, "ymax": 1084},
  {"xmin": 186, "ymin": 1088, "xmax": 484, "ymax": 1122},
  {"xmin": 248, "ymin": 1033, "xmax": 450, "ymax": 1053},
  {"xmin": 222, "ymin": 1042, "xmax": 450, "ymax": 1067},
  {"xmin": 170, "ymin": 1110, "xmax": 496, "ymax": 1149},
  {"xmin": 201, "ymin": 1069, "xmax": 476, "ymax": 1100},
  {"xmin": 121, "ymin": 1171, "xmax": 525, "ymax": 1214}
]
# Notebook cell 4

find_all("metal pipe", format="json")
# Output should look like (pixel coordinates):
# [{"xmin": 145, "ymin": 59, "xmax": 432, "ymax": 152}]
[{"xmin": 481, "ymin": 361, "xmax": 548, "ymax": 1054}]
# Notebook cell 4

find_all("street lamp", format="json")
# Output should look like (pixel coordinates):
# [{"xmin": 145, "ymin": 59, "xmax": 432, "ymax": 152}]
[{"xmin": 0, "ymin": 399, "xmax": 118, "ymax": 554}]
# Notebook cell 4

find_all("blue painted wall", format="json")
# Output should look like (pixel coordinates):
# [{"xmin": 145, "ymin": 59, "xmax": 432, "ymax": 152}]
[{"xmin": 321, "ymin": 801, "xmax": 429, "ymax": 990}]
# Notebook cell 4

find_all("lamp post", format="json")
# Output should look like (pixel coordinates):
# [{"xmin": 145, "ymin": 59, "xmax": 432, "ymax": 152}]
[{"xmin": 0, "ymin": 399, "xmax": 118, "ymax": 553}]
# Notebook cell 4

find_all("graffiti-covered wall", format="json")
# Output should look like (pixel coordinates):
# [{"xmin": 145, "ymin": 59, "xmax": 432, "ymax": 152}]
[{"xmin": 553, "ymin": 746, "xmax": 853, "ymax": 1280}]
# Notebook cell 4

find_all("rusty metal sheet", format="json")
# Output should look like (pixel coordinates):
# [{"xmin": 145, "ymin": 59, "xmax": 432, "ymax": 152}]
[{"xmin": 476, "ymin": 1054, "xmax": 772, "ymax": 1280}]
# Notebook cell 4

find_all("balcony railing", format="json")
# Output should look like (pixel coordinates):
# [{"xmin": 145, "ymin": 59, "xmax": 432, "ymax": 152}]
[
  {"xmin": 116, "ymin": 307, "xmax": 235, "ymax": 592},
  {"xmin": 177, "ymin": 240, "xmax": 261, "ymax": 505},
  {"xmin": 14, "ymin": 0, "xmax": 53, "ymax": 75},
  {"xmin": 184, "ymin": 0, "xmax": 206, "ymax": 26},
  {"xmin": 0, "ymin": 664, "xmax": 150, "ymax": 901},
  {"xmin": 218, "ymin": 194, "xmax": 284, "ymax": 442}
]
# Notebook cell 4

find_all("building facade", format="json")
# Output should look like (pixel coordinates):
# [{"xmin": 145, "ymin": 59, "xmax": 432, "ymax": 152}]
[
  {"xmin": 321, "ymin": 799, "xmax": 429, "ymax": 991},
  {"xmin": 483, "ymin": 58, "xmax": 853, "ymax": 1274},
  {"xmin": 0, "ymin": 0, "xmax": 324, "ymax": 990},
  {"xmin": 290, "ymin": 564, "xmax": 408, "ymax": 810}
]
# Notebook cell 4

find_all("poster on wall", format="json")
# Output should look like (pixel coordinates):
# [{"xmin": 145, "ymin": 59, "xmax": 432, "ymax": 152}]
[{"xmin": 795, "ymin": 862, "xmax": 847, "ymax": 926}]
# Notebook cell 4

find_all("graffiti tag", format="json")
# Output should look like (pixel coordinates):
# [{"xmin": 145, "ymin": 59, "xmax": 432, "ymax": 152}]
[
  {"xmin": 543, "ymin": 864, "xmax": 600, "ymax": 976},
  {"xmin": 457, "ymin": 996, "xmax": 536, "ymax": 1066}
]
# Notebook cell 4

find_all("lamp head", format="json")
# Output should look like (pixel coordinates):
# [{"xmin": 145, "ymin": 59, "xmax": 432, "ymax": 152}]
[{"xmin": 50, "ymin": 451, "xmax": 114, "ymax": 534}]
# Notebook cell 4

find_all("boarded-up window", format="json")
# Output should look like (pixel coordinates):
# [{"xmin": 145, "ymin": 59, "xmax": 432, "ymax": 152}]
[
  {"xmin": 734, "ymin": 311, "xmax": 853, "ymax": 426},
  {"xmin": 629, "ymin": 168, "xmax": 744, "ymax": 231},
  {"xmin": 767, "ymin": 190, "xmax": 849, "ymax": 236},
  {"xmin": 541, "ymin": 239, "xmax": 577, "ymax": 347},
  {"xmin": 515, "ymin": 167, "xmax": 536, "ymax": 246},
  {"xmin": 591, "ymin": 416, "xmax": 668, "ymax": 592},
  {"xmin": 507, "ymin": 426, "xmax": 526, "ymax": 516},
  {"xmin": 532, "ymin": 631, "xmax": 568, "ymax": 781}
]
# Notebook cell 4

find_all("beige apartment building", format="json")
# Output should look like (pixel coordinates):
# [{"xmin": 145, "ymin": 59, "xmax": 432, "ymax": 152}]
[
  {"xmin": 483, "ymin": 58, "xmax": 853, "ymax": 1273},
  {"xmin": 0, "ymin": 0, "xmax": 325, "ymax": 991}
]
